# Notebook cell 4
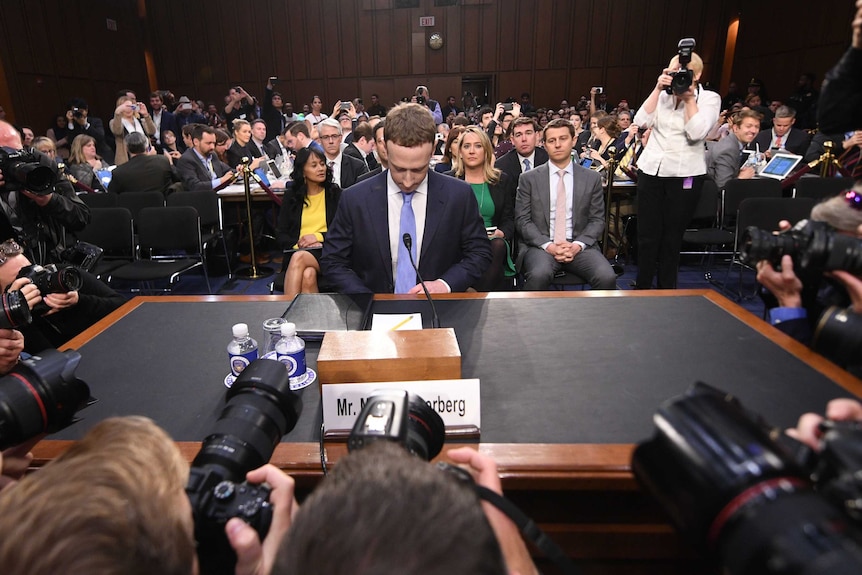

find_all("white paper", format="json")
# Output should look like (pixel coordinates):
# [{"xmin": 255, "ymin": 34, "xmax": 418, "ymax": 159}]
[{"xmin": 371, "ymin": 313, "xmax": 423, "ymax": 331}]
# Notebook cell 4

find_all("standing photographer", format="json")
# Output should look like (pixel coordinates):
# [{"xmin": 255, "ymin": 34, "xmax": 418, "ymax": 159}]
[
  {"xmin": 0, "ymin": 121, "xmax": 90, "ymax": 265},
  {"xmin": 633, "ymin": 41, "xmax": 720, "ymax": 289}
]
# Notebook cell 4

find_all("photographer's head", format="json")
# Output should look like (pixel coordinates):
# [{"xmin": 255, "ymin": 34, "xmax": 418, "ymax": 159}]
[
  {"xmin": 0, "ymin": 239, "xmax": 26, "ymax": 290},
  {"xmin": 273, "ymin": 441, "xmax": 506, "ymax": 575},
  {"xmin": 810, "ymin": 185, "xmax": 862, "ymax": 237},
  {"xmin": 667, "ymin": 51, "xmax": 703, "ymax": 82},
  {"xmin": 0, "ymin": 416, "xmax": 196, "ymax": 575},
  {"xmin": 0, "ymin": 120, "xmax": 23, "ymax": 150}
]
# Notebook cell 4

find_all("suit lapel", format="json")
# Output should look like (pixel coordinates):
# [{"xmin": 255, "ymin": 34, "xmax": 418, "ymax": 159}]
[
  {"xmin": 421, "ymin": 172, "xmax": 446, "ymax": 258},
  {"xmin": 534, "ymin": 164, "xmax": 552, "ymax": 234},
  {"xmin": 367, "ymin": 178, "xmax": 393, "ymax": 279}
]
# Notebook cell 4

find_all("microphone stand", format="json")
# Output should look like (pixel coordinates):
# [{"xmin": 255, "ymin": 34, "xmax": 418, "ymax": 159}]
[
  {"xmin": 403, "ymin": 233, "xmax": 440, "ymax": 329},
  {"xmin": 235, "ymin": 158, "xmax": 273, "ymax": 279}
]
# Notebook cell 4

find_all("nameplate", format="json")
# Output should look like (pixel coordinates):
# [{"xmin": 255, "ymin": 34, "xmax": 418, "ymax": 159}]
[{"xmin": 321, "ymin": 378, "xmax": 481, "ymax": 438}]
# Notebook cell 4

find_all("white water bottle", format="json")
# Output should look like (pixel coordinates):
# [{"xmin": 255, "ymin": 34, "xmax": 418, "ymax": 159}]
[
  {"xmin": 275, "ymin": 322, "xmax": 306, "ymax": 385},
  {"xmin": 227, "ymin": 323, "xmax": 258, "ymax": 376}
]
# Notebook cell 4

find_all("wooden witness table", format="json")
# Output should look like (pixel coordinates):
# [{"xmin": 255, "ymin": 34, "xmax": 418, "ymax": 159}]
[{"xmin": 33, "ymin": 291, "xmax": 862, "ymax": 574}]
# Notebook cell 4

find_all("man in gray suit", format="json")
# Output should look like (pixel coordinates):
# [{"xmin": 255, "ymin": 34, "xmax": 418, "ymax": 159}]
[
  {"xmin": 515, "ymin": 119, "xmax": 617, "ymax": 291},
  {"xmin": 707, "ymin": 108, "xmax": 761, "ymax": 189}
]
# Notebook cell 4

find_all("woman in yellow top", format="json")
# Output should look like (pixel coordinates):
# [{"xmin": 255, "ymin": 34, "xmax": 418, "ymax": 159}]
[{"xmin": 276, "ymin": 147, "xmax": 342, "ymax": 300}]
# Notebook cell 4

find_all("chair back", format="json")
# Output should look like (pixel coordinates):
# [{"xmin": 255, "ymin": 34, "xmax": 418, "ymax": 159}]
[
  {"xmin": 689, "ymin": 179, "xmax": 720, "ymax": 225},
  {"xmin": 76, "ymin": 207, "xmax": 134, "ymax": 256},
  {"xmin": 136, "ymin": 206, "xmax": 202, "ymax": 253},
  {"xmin": 80, "ymin": 191, "xmax": 118, "ymax": 208},
  {"xmin": 166, "ymin": 191, "xmax": 220, "ymax": 227},
  {"xmin": 117, "ymin": 191, "xmax": 165, "ymax": 222},
  {"xmin": 733, "ymin": 197, "xmax": 817, "ymax": 253},
  {"xmin": 721, "ymin": 178, "xmax": 783, "ymax": 229},
  {"xmin": 793, "ymin": 177, "xmax": 851, "ymax": 202}
]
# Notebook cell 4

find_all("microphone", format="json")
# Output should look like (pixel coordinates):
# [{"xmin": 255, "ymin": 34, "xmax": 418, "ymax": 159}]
[{"xmin": 402, "ymin": 233, "xmax": 440, "ymax": 329}]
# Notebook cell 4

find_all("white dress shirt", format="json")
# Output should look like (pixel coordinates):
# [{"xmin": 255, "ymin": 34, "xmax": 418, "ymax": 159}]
[{"xmin": 633, "ymin": 85, "xmax": 721, "ymax": 177}]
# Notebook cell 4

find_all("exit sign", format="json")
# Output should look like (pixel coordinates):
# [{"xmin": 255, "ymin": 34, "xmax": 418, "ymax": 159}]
[{"xmin": 419, "ymin": 16, "xmax": 435, "ymax": 27}]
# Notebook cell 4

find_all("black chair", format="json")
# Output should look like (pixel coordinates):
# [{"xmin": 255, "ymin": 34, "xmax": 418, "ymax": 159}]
[
  {"xmin": 549, "ymin": 270, "xmax": 588, "ymax": 291},
  {"xmin": 793, "ymin": 177, "xmax": 851, "ymax": 202},
  {"xmin": 721, "ymin": 197, "xmax": 817, "ymax": 300},
  {"xmin": 116, "ymin": 191, "xmax": 165, "ymax": 223},
  {"xmin": 680, "ymin": 180, "xmax": 731, "ymax": 259},
  {"xmin": 74, "ymin": 207, "xmax": 135, "ymax": 281},
  {"xmin": 109, "ymin": 206, "xmax": 211, "ymax": 294},
  {"xmin": 167, "ymin": 191, "xmax": 233, "ymax": 276},
  {"xmin": 80, "ymin": 191, "xmax": 118, "ymax": 208}
]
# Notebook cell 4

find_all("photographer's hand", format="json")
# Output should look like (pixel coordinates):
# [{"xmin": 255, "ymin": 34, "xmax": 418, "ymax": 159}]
[
  {"xmin": 21, "ymin": 190, "xmax": 53, "ymax": 207},
  {"xmin": 227, "ymin": 464, "xmax": 298, "ymax": 575},
  {"xmin": 42, "ymin": 291, "xmax": 79, "ymax": 315},
  {"xmin": 448, "ymin": 448, "xmax": 539, "ymax": 575},
  {"xmin": 788, "ymin": 398, "xmax": 862, "ymax": 449},
  {"xmin": 756, "ymin": 255, "xmax": 803, "ymax": 308},
  {"xmin": 9, "ymin": 278, "xmax": 42, "ymax": 311},
  {"xmin": 0, "ymin": 435, "xmax": 43, "ymax": 491},
  {"xmin": 0, "ymin": 328, "xmax": 24, "ymax": 374}
]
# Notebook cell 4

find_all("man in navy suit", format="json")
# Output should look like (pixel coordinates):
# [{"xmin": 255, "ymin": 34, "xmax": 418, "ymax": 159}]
[
  {"xmin": 321, "ymin": 103, "xmax": 491, "ymax": 294},
  {"xmin": 495, "ymin": 117, "xmax": 548, "ymax": 184},
  {"xmin": 515, "ymin": 119, "xmax": 617, "ymax": 291},
  {"xmin": 749, "ymin": 105, "xmax": 810, "ymax": 158}
]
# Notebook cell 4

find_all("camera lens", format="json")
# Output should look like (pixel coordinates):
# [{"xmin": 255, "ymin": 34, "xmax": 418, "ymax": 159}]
[
  {"xmin": 0, "ymin": 349, "xmax": 92, "ymax": 450},
  {"xmin": 53, "ymin": 265, "xmax": 83, "ymax": 292},
  {"xmin": 405, "ymin": 392, "xmax": 445, "ymax": 461},
  {"xmin": 0, "ymin": 290, "xmax": 32, "ymax": 330}
]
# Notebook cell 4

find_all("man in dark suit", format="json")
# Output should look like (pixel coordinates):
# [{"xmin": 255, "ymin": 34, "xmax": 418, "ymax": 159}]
[
  {"xmin": 515, "ymin": 119, "xmax": 617, "ymax": 291},
  {"xmin": 495, "ymin": 117, "xmax": 548, "ymax": 183},
  {"xmin": 175, "ymin": 125, "xmax": 235, "ymax": 192},
  {"xmin": 108, "ymin": 133, "xmax": 180, "ymax": 195},
  {"xmin": 343, "ymin": 122, "xmax": 379, "ymax": 172},
  {"xmin": 356, "ymin": 121, "xmax": 386, "ymax": 183},
  {"xmin": 317, "ymin": 118, "xmax": 368, "ymax": 189},
  {"xmin": 148, "ymin": 91, "xmax": 178, "ymax": 152},
  {"xmin": 749, "ymin": 105, "xmax": 810, "ymax": 157},
  {"xmin": 321, "ymin": 103, "xmax": 491, "ymax": 294}
]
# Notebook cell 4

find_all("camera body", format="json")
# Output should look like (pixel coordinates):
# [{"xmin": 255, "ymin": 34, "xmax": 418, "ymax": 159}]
[
  {"xmin": 186, "ymin": 468, "xmax": 273, "ymax": 543},
  {"xmin": 416, "ymin": 95, "xmax": 427, "ymax": 106},
  {"xmin": 71, "ymin": 107, "xmax": 84, "ymax": 119},
  {"xmin": 501, "ymin": 103, "xmax": 514, "ymax": 112},
  {"xmin": 348, "ymin": 390, "xmax": 445, "ymax": 461},
  {"xmin": 0, "ymin": 147, "xmax": 57, "ymax": 194},
  {"xmin": 665, "ymin": 38, "xmax": 696, "ymax": 96},
  {"xmin": 339, "ymin": 101, "xmax": 351, "ymax": 111},
  {"xmin": 17, "ymin": 263, "xmax": 83, "ymax": 295},
  {"xmin": 592, "ymin": 87, "xmax": 604, "ymax": 94}
]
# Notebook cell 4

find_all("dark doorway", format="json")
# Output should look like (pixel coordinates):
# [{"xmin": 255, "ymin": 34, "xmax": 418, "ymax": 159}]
[{"xmin": 461, "ymin": 76, "xmax": 493, "ymax": 113}]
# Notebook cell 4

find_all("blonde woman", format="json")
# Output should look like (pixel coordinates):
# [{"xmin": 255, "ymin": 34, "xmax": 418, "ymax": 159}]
[
  {"xmin": 67, "ymin": 134, "xmax": 109, "ymax": 190},
  {"xmin": 109, "ymin": 95, "xmax": 155, "ymax": 165}
]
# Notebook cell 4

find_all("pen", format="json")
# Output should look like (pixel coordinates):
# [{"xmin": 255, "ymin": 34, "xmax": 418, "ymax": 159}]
[{"xmin": 390, "ymin": 315, "xmax": 414, "ymax": 331}]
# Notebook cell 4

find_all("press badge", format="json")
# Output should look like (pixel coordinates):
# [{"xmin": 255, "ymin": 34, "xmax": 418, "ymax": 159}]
[{"xmin": 683, "ymin": 176, "xmax": 693, "ymax": 190}]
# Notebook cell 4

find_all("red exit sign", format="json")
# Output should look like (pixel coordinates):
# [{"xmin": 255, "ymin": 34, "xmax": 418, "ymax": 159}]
[{"xmin": 419, "ymin": 16, "xmax": 435, "ymax": 27}]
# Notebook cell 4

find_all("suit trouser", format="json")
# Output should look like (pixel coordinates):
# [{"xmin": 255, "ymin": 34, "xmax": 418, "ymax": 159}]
[
  {"xmin": 521, "ymin": 244, "xmax": 617, "ymax": 290},
  {"xmin": 635, "ymin": 171, "xmax": 703, "ymax": 289}
]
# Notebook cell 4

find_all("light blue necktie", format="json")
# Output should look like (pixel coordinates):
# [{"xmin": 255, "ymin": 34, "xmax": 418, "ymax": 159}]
[
  {"xmin": 523, "ymin": 158, "xmax": 531, "ymax": 172},
  {"xmin": 395, "ymin": 191, "xmax": 417, "ymax": 293}
]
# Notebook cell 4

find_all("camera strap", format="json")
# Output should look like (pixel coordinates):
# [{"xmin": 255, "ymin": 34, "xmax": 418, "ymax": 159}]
[{"xmin": 474, "ymin": 484, "xmax": 581, "ymax": 575}]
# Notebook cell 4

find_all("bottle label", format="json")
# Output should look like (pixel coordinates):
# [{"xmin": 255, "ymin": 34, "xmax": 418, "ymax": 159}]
[
  {"xmin": 229, "ymin": 349, "xmax": 258, "ymax": 376},
  {"xmin": 278, "ymin": 349, "xmax": 306, "ymax": 381}
]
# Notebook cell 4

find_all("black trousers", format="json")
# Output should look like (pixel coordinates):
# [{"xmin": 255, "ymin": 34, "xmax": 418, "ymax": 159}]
[{"xmin": 635, "ymin": 171, "xmax": 704, "ymax": 289}]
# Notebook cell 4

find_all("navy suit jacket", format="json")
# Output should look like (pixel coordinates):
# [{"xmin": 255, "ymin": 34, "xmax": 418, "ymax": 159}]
[
  {"xmin": 495, "ymin": 147, "xmax": 549, "ymax": 186},
  {"xmin": 176, "ymin": 149, "xmax": 231, "ymax": 192},
  {"xmin": 749, "ymin": 127, "xmax": 810, "ymax": 156},
  {"xmin": 321, "ymin": 170, "xmax": 492, "ymax": 293}
]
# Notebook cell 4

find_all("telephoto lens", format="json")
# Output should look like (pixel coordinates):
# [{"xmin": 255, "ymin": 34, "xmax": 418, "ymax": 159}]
[
  {"xmin": 0, "ymin": 349, "xmax": 93, "ymax": 451},
  {"xmin": 0, "ymin": 290, "xmax": 32, "ymax": 330}
]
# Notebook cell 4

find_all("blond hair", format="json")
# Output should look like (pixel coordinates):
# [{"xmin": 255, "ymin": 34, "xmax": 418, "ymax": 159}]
[{"xmin": 453, "ymin": 126, "xmax": 501, "ymax": 185}]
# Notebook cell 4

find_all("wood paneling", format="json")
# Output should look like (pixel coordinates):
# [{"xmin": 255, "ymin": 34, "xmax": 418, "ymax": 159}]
[{"xmin": 0, "ymin": 0, "xmax": 853, "ymax": 132}]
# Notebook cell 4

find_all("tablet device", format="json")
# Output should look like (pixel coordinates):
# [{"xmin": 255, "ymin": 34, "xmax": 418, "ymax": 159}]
[
  {"xmin": 579, "ymin": 157, "xmax": 593, "ymax": 169},
  {"xmin": 758, "ymin": 152, "xmax": 803, "ymax": 181}
]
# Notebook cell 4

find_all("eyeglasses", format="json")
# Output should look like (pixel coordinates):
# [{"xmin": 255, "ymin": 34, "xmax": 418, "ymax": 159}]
[
  {"xmin": 0, "ymin": 239, "xmax": 23, "ymax": 266},
  {"xmin": 319, "ymin": 135, "xmax": 341, "ymax": 142},
  {"xmin": 845, "ymin": 189, "xmax": 862, "ymax": 210}
]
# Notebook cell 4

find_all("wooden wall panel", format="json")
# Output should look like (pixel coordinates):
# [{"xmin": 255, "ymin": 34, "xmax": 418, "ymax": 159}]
[{"xmin": 0, "ymin": 0, "xmax": 853, "ymax": 133}]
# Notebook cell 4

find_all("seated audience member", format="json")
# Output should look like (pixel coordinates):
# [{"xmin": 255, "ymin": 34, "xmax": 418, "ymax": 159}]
[
  {"xmin": 109, "ymin": 95, "xmax": 156, "ymax": 166},
  {"xmin": 175, "ymin": 124, "xmax": 235, "ymax": 192},
  {"xmin": 214, "ymin": 128, "xmax": 232, "ymax": 166},
  {"xmin": 284, "ymin": 121, "xmax": 323, "ymax": 154},
  {"xmin": 67, "ymin": 134, "xmax": 110, "ymax": 191},
  {"xmin": 433, "ymin": 125, "xmax": 465, "ymax": 174},
  {"xmin": 161, "ymin": 129, "xmax": 183, "ymax": 163},
  {"xmin": 343, "ymin": 121, "xmax": 379, "ymax": 172},
  {"xmin": 496, "ymin": 117, "xmax": 548, "ymax": 183},
  {"xmin": 749, "ymin": 105, "xmax": 810, "ymax": 158},
  {"xmin": 515, "ymin": 119, "xmax": 617, "ymax": 291},
  {"xmin": 248, "ymin": 119, "xmax": 270, "ymax": 158},
  {"xmin": 707, "ymin": 108, "xmax": 762, "ymax": 189},
  {"xmin": 109, "ymin": 132, "xmax": 181, "ymax": 195},
  {"xmin": 317, "ymin": 117, "xmax": 368, "ymax": 189},
  {"xmin": 277, "ymin": 147, "xmax": 342, "ymax": 300},
  {"xmin": 584, "ymin": 115, "xmax": 621, "ymax": 172},
  {"xmin": 448, "ymin": 126, "xmax": 516, "ymax": 291},
  {"xmin": 755, "ymin": 187, "xmax": 862, "ymax": 374},
  {"xmin": 803, "ymin": 129, "xmax": 862, "ymax": 170},
  {"xmin": 434, "ymin": 123, "xmax": 450, "ymax": 155},
  {"xmin": 272, "ymin": 442, "xmax": 538, "ymax": 575},
  {"xmin": 0, "ymin": 416, "xmax": 294, "ymax": 575},
  {"xmin": 65, "ymin": 98, "xmax": 113, "ymax": 163},
  {"xmin": 357, "ymin": 121, "xmax": 388, "ymax": 182},
  {"xmin": 0, "ymin": 239, "xmax": 125, "ymax": 353},
  {"xmin": 31, "ymin": 136, "xmax": 62, "ymax": 171},
  {"xmin": 321, "ymin": 103, "xmax": 491, "ymax": 294},
  {"xmin": 227, "ymin": 119, "xmax": 266, "ymax": 171}
]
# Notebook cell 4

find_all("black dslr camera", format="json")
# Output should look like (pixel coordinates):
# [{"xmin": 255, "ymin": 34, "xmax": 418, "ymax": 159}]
[
  {"xmin": 633, "ymin": 382, "xmax": 862, "ymax": 575},
  {"xmin": 347, "ymin": 389, "xmax": 445, "ymax": 461},
  {"xmin": 17, "ymin": 263, "xmax": 84, "ymax": 295},
  {"xmin": 186, "ymin": 359, "xmax": 300, "ymax": 575},
  {"xmin": 0, "ymin": 147, "xmax": 57, "ymax": 195},
  {"xmin": 666, "ymin": 38, "xmax": 696, "ymax": 95},
  {"xmin": 0, "ymin": 349, "xmax": 93, "ymax": 450},
  {"xmin": 740, "ymin": 219, "xmax": 862, "ymax": 274}
]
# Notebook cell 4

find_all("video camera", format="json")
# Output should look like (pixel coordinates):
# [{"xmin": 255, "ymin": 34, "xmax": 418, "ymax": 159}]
[
  {"xmin": 186, "ymin": 358, "xmax": 300, "ymax": 575},
  {"xmin": 666, "ymin": 38, "xmax": 696, "ymax": 96},
  {"xmin": 0, "ymin": 349, "xmax": 93, "ymax": 451},
  {"xmin": 0, "ymin": 147, "xmax": 57, "ymax": 195},
  {"xmin": 633, "ymin": 382, "xmax": 862, "ymax": 574}
]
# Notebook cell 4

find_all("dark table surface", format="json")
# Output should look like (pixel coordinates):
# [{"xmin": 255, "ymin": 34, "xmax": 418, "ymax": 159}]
[{"xmin": 54, "ymin": 292, "xmax": 861, "ymax": 445}]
